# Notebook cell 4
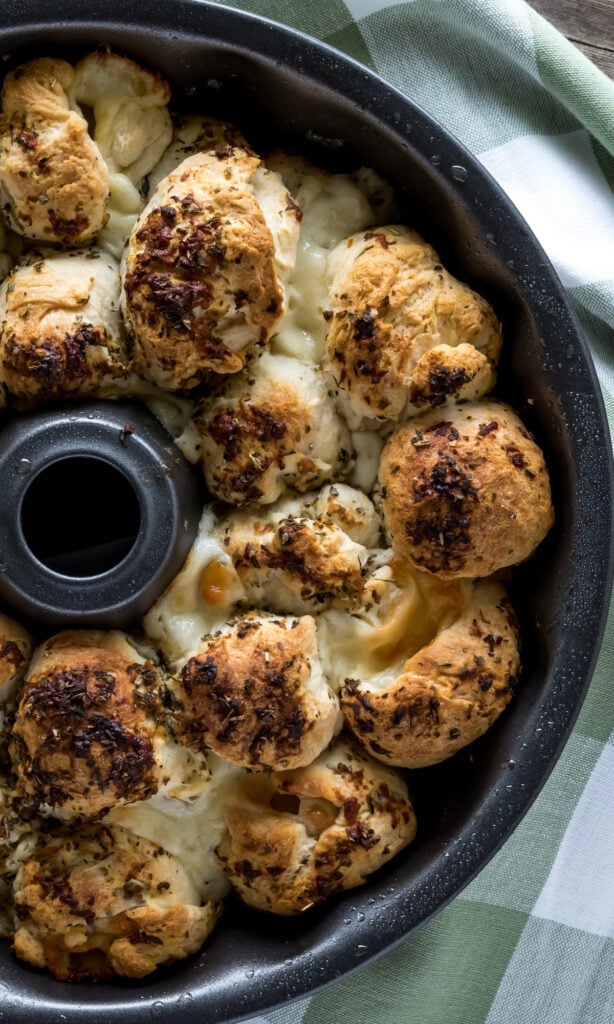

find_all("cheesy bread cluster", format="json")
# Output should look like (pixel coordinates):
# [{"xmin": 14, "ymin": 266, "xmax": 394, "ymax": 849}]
[{"xmin": 0, "ymin": 51, "xmax": 553, "ymax": 982}]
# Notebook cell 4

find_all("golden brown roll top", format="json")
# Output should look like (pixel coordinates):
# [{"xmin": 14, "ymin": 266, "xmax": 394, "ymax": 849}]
[
  {"xmin": 379, "ymin": 399, "xmax": 554, "ymax": 577},
  {"xmin": 121, "ymin": 146, "xmax": 300, "ymax": 390},
  {"xmin": 0, "ymin": 248, "xmax": 127, "ymax": 403},
  {"xmin": 217, "ymin": 486, "xmax": 380, "ymax": 615},
  {"xmin": 325, "ymin": 226, "xmax": 501, "ymax": 419},
  {"xmin": 193, "ymin": 351, "xmax": 353, "ymax": 505},
  {"xmin": 12, "ymin": 630, "xmax": 164, "ymax": 820},
  {"xmin": 340, "ymin": 579, "xmax": 520, "ymax": 767},
  {"xmin": 177, "ymin": 613, "xmax": 339, "ymax": 771},
  {"xmin": 12, "ymin": 824, "xmax": 220, "ymax": 980},
  {"xmin": 0, "ymin": 59, "xmax": 109, "ymax": 245},
  {"xmin": 216, "ymin": 734, "xmax": 417, "ymax": 914}
]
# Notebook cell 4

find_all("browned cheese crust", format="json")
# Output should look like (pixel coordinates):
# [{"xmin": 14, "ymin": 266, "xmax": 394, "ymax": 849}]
[
  {"xmin": 379, "ymin": 399, "xmax": 554, "ymax": 577},
  {"xmin": 177, "ymin": 614, "xmax": 338, "ymax": 770},
  {"xmin": 0, "ymin": 59, "xmax": 109, "ymax": 245},
  {"xmin": 340, "ymin": 579, "xmax": 520, "ymax": 767},
  {"xmin": 13, "ymin": 825, "xmax": 220, "ymax": 980},
  {"xmin": 325, "ymin": 226, "xmax": 501, "ymax": 419},
  {"xmin": 122, "ymin": 147, "xmax": 292, "ymax": 390},
  {"xmin": 0, "ymin": 249, "xmax": 128, "ymax": 403},
  {"xmin": 216, "ymin": 734, "xmax": 416, "ymax": 914},
  {"xmin": 12, "ymin": 631, "xmax": 163, "ymax": 819}
]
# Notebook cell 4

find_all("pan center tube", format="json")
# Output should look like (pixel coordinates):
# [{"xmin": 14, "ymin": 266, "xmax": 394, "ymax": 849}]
[{"xmin": 0, "ymin": 400, "xmax": 202, "ymax": 628}]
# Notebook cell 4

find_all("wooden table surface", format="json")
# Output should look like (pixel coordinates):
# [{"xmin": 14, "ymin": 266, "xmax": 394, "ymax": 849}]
[{"xmin": 529, "ymin": 0, "xmax": 614, "ymax": 78}]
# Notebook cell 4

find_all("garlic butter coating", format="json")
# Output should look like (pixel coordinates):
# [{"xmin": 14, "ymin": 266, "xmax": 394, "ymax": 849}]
[
  {"xmin": 12, "ymin": 631, "xmax": 165, "ymax": 820},
  {"xmin": 217, "ymin": 735, "xmax": 416, "ymax": 914},
  {"xmin": 13, "ymin": 824, "xmax": 220, "ymax": 980},
  {"xmin": 121, "ymin": 146, "xmax": 300, "ymax": 390},
  {"xmin": 379, "ymin": 399, "xmax": 554, "ymax": 577},
  {"xmin": 177, "ymin": 613, "xmax": 339, "ymax": 770},
  {"xmin": 194, "ymin": 351, "xmax": 353, "ymax": 504},
  {"xmin": 340, "ymin": 579, "xmax": 520, "ymax": 767},
  {"xmin": 0, "ymin": 248, "xmax": 127, "ymax": 403},
  {"xmin": 0, "ymin": 59, "xmax": 109, "ymax": 245},
  {"xmin": 326, "ymin": 226, "xmax": 501, "ymax": 419}
]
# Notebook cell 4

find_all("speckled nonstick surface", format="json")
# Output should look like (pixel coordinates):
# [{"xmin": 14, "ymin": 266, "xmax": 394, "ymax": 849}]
[{"xmin": 1, "ymin": 1, "xmax": 612, "ymax": 1021}]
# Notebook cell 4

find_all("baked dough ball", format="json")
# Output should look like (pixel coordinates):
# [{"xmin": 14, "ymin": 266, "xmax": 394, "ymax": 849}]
[
  {"xmin": 0, "ymin": 612, "xmax": 31, "ymax": 702},
  {"xmin": 12, "ymin": 631, "xmax": 164, "ymax": 820},
  {"xmin": 341, "ymin": 579, "xmax": 520, "ymax": 767},
  {"xmin": 121, "ymin": 146, "xmax": 300, "ymax": 390},
  {"xmin": 177, "ymin": 613, "xmax": 339, "ymax": 770},
  {"xmin": 13, "ymin": 824, "xmax": 219, "ymax": 980},
  {"xmin": 193, "ymin": 351, "xmax": 353, "ymax": 505},
  {"xmin": 216, "ymin": 734, "xmax": 416, "ymax": 914},
  {"xmin": 70, "ymin": 51, "xmax": 172, "ymax": 184},
  {"xmin": 379, "ymin": 400, "xmax": 554, "ymax": 577},
  {"xmin": 0, "ymin": 248, "xmax": 127, "ymax": 403},
  {"xmin": 311, "ymin": 482, "xmax": 383, "ymax": 547},
  {"xmin": 0, "ymin": 59, "xmax": 109, "ymax": 245},
  {"xmin": 217, "ymin": 486, "xmax": 379, "ymax": 615},
  {"xmin": 0, "ymin": 612, "xmax": 32, "ymax": 761},
  {"xmin": 326, "ymin": 226, "xmax": 501, "ymax": 419}
]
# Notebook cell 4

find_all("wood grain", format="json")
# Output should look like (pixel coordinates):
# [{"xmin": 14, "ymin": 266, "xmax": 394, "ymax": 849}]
[{"xmin": 529, "ymin": 0, "xmax": 614, "ymax": 79}]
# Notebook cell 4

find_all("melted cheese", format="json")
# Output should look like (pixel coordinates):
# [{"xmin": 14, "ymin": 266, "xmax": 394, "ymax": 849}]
[
  {"xmin": 142, "ymin": 509, "xmax": 244, "ymax": 666},
  {"xmin": 270, "ymin": 160, "xmax": 395, "ymax": 364},
  {"xmin": 108, "ymin": 754, "xmax": 242, "ymax": 902},
  {"xmin": 97, "ymin": 171, "xmax": 143, "ymax": 260},
  {"xmin": 318, "ymin": 562, "xmax": 471, "ymax": 692}
]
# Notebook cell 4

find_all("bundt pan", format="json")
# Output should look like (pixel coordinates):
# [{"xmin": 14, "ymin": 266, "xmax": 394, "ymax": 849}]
[{"xmin": 1, "ymin": 0, "xmax": 613, "ymax": 1021}]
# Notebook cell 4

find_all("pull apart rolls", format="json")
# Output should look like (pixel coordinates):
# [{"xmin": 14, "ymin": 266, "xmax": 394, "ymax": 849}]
[
  {"xmin": 325, "ymin": 226, "xmax": 501, "ymax": 420},
  {"xmin": 0, "ymin": 59, "xmax": 109, "ymax": 245},
  {"xmin": 216, "ymin": 485, "xmax": 380, "ymax": 615},
  {"xmin": 379, "ymin": 400, "xmax": 554, "ymax": 578},
  {"xmin": 340, "ymin": 579, "xmax": 520, "ymax": 768},
  {"xmin": 121, "ymin": 146, "xmax": 301, "ymax": 390},
  {"xmin": 13, "ymin": 824, "xmax": 219, "ymax": 981},
  {"xmin": 177, "ymin": 613, "xmax": 339, "ymax": 771},
  {"xmin": 0, "ymin": 248, "xmax": 127, "ymax": 404},
  {"xmin": 12, "ymin": 630, "xmax": 167, "ymax": 820},
  {"xmin": 193, "ymin": 352, "xmax": 353, "ymax": 505},
  {"xmin": 0, "ymin": 611, "xmax": 32, "ymax": 703},
  {"xmin": 216, "ymin": 734, "xmax": 416, "ymax": 914}
]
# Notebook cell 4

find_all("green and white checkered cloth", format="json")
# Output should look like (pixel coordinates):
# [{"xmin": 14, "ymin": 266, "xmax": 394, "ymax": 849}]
[{"xmin": 207, "ymin": 1, "xmax": 614, "ymax": 1021}]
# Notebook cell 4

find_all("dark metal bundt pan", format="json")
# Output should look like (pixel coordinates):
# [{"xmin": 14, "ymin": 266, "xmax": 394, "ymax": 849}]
[{"xmin": 1, "ymin": 1, "xmax": 612, "ymax": 1021}]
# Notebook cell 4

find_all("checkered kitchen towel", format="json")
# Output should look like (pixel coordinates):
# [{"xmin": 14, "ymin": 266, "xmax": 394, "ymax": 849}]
[{"xmin": 205, "ymin": 1, "xmax": 614, "ymax": 1022}]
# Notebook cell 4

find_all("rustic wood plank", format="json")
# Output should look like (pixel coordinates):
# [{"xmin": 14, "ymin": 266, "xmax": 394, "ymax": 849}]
[
  {"xmin": 529, "ymin": 0, "xmax": 614, "ymax": 79},
  {"xmin": 575, "ymin": 39, "xmax": 614, "ymax": 78}
]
